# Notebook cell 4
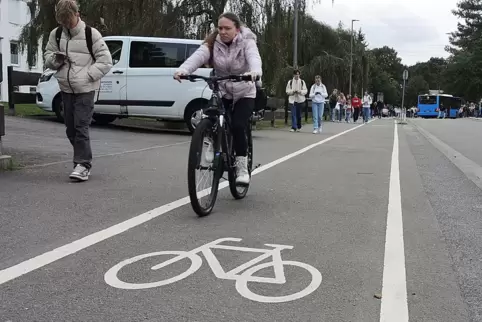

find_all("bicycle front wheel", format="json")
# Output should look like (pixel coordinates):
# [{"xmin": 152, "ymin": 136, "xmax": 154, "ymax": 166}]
[{"xmin": 187, "ymin": 118, "xmax": 223, "ymax": 216}]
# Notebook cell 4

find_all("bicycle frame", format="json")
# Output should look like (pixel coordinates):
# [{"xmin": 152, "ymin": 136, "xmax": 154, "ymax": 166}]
[
  {"xmin": 184, "ymin": 74, "xmax": 254, "ymax": 174},
  {"xmin": 203, "ymin": 81, "xmax": 234, "ymax": 172},
  {"xmin": 151, "ymin": 237, "xmax": 294, "ymax": 284}
]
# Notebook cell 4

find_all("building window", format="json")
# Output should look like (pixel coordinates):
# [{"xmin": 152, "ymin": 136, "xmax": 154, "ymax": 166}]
[{"xmin": 10, "ymin": 42, "xmax": 19, "ymax": 65}]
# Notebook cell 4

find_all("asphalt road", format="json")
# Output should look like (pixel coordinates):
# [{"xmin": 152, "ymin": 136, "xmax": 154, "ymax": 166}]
[{"xmin": 0, "ymin": 116, "xmax": 481, "ymax": 321}]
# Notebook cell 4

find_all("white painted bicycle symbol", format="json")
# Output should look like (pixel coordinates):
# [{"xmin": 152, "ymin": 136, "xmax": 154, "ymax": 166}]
[{"xmin": 104, "ymin": 237, "xmax": 322, "ymax": 303}]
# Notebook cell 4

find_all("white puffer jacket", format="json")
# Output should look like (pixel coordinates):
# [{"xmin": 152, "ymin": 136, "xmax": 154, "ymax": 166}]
[{"xmin": 44, "ymin": 19, "xmax": 112, "ymax": 94}]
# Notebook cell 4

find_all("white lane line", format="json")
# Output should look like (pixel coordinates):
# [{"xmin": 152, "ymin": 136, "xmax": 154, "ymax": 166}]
[
  {"xmin": 379, "ymin": 121, "xmax": 409, "ymax": 321},
  {"xmin": 0, "ymin": 119, "xmax": 376, "ymax": 286}
]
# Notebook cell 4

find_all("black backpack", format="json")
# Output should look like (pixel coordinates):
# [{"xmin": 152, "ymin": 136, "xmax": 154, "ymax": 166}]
[
  {"xmin": 288, "ymin": 79, "xmax": 306, "ymax": 89},
  {"xmin": 55, "ymin": 25, "xmax": 96, "ymax": 62}
]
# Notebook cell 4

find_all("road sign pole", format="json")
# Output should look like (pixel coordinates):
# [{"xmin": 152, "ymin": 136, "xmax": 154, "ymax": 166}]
[{"xmin": 400, "ymin": 70, "xmax": 408, "ymax": 124}]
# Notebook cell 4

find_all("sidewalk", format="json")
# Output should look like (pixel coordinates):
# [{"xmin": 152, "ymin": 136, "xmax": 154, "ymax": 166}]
[
  {"xmin": 468, "ymin": 117, "xmax": 482, "ymax": 121},
  {"xmin": 1, "ymin": 116, "xmax": 191, "ymax": 168}
]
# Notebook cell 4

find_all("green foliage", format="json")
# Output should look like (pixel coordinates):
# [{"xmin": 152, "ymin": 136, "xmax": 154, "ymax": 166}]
[
  {"xmin": 19, "ymin": 0, "xmax": 481, "ymax": 105},
  {"xmin": 405, "ymin": 75, "xmax": 429, "ymax": 106}
]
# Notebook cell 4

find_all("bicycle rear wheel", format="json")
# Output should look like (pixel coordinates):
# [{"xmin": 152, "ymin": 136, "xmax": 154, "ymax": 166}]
[
  {"xmin": 187, "ymin": 118, "xmax": 223, "ymax": 216},
  {"xmin": 228, "ymin": 123, "xmax": 253, "ymax": 200}
]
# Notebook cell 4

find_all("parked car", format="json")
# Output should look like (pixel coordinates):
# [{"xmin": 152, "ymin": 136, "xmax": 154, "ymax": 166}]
[{"xmin": 36, "ymin": 36, "xmax": 213, "ymax": 133}]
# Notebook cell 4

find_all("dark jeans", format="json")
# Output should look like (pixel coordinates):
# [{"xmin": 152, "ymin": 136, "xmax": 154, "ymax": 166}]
[
  {"xmin": 290, "ymin": 102, "xmax": 302, "ymax": 130},
  {"xmin": 222, "ymin": 97, "xmax": 254, "ymax": 157},
  {"xmin": 61, "ymin": 91, "xmax": 95, "ymax": 169},
  {"xmin": 329, "ymin": 102, "xmax": 336, "ymax": 121},
  {"xmin": 353, "ymin": 108, "xmax": 360, "ymax": 122}
]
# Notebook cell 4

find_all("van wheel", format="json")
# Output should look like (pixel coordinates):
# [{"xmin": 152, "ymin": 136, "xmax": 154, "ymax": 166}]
[
  {"xmin": 53, "ymin": 95, "xmax": 64, "ymax": 123},
  {"xmin": 184, "ymin": 100, "xmax": 207, "ymax": 134},
  {"xmin": 93, "ymin": 114, "xmax": 117, "ymax": 125}
]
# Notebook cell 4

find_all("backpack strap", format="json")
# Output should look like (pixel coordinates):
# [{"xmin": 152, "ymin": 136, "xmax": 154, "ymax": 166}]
[
  {"xmin": 55, "ymin": 26, "xmax": 63, "ymax": 50},
  {"xmin": 85, "ymin": 25, "xmax": 96, "ymax": 62}
]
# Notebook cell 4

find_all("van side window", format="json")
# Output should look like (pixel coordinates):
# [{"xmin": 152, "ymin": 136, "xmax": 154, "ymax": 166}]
[
  {"xmin": 186, "ymin": 44, "xmax": 200, "ymax": 58},
  {"xmin": 105, "ymin": 40, "xmax": 123, "ymax": 65},
  {"xmin": 129, "ymin": 41, "xmax": 187, "ymax": 68}
]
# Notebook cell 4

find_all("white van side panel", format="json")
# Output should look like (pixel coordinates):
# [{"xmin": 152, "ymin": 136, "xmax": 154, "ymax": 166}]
[
  {"xmin": 94, "ymin": 38, "xmax": 127, "ymax": 115},
  {"xmin": 123, "ymin": 38, "xmax": 213, "ymax": 119}
]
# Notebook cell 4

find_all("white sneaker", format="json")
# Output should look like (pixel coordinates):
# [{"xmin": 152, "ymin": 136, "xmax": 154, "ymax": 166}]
[
  {"xmin": 203, "ymin": 138, "xmax": 214, "ymax": 163},
  {"xmin": 235, "ymin": 156, "xmax": 250, "ymax": 185},
  {"xmin": 312, "ymin": 129, "xmax": 318, "ymax": 134},
  {"xmin": 290, "ymin": 129, "xmax": 295, "ymax": 132},
  {"xmin": 69, "ymin": 164, "xmax": 90, "ymax": 181}
]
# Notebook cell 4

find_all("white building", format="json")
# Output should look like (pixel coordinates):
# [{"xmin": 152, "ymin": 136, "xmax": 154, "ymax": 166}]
[{"xmin": 0, "ymin": 0, "xmax": 44, "ymax": 102}]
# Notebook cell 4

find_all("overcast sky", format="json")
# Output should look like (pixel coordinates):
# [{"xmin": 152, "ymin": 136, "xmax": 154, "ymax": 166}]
[{"xmin": 308, "ymin": 0, "xmax": 459, "ymax": 66}]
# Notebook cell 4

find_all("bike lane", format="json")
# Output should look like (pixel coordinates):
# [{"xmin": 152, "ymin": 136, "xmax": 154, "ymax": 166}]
[
  {"xmin": 0, "ymin": 121, "xmax": 358, "ymax": 271},
  {"xmin": 0, "ymin": 120, "xmax": 392, "ymax": 322}
]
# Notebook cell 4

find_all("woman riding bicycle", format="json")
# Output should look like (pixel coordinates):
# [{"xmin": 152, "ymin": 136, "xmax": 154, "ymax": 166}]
[{"xmin": 173, "ymin": 12, "xmax": 262, "ymax": 186}]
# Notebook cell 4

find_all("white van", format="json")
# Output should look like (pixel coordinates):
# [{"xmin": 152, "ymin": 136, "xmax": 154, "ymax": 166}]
[{"xmin": 36, "ymin": 36, "xmax": 212, "ymax": 132}]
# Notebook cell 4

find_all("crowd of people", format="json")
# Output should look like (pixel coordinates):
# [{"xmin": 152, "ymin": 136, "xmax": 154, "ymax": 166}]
[{"xmin": 285, "ymin": 70, "xmax": 390, "ymax": 133}]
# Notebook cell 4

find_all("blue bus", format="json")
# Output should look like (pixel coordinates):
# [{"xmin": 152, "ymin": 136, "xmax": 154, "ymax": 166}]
[{"xmin": 417, "ymin": 94, "xmax": 462, "ymax": 118}]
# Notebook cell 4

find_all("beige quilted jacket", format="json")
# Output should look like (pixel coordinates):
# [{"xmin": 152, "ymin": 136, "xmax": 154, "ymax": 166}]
[{"xmin": 44, "ymin": 18, "xmax": 112, "ymax": 94}]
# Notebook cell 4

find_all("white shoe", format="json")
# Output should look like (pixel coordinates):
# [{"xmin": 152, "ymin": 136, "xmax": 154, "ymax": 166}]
[
  {"xmin": 312, "ymin": 129, "xmax": 318, "ymax": 134},
  {"xmin": 203, "ymin": 138, "xmax": 214, "ymax": 163},
  {"xmin": 290, "ymin": 129, "xmax": 295, "ymax": 132},
  {"xmin": 235, "ymin": 156, "xmax": 250, "ymax": 185},
  {"xmin": 69, "ymin": 164, "xmax": 89, "ymax": 181}
]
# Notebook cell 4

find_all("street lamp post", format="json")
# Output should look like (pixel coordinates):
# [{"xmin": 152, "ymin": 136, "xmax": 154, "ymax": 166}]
[
  {"xmin": 349, "ymin": 19, "xmax": 359, "ymax": 98},
  {"xmin": 293, "ymin": 0, "xmax": 299, "ymax": 68}
]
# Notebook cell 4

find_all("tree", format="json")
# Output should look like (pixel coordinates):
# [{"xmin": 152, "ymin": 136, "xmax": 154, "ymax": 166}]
[
  {"xmin": 17, "ymin": 0, "xmax": 373, "ymax": 101},
  {"xmin": 442, "ymin": 0, "xmax": 482, "ymax": 100},
  {"xmin": 370, "ymin": 46, "xmax": 404, "ymax": 80},
  {"xmin": 409, "ymin": 57, "xmax": 447, "ymax": 90},
  {"xmin": 448, "ymin": 0, "xmax": 482, "ymax": 52},
  {"xmin": 405, "ymin": 75, "xmax": 429, "ymax": 106},
  {"xmin": 444, "ymin": 39, "xmax": 482, "ymax": 100}
]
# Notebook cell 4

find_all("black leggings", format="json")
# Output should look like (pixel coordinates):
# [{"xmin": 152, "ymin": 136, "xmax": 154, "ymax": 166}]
[
  {"xmin": 222, "ymin": 97, "xmax": 254, "ymax": 157},
  {"xmin": 353, "ymin": 108, "xmax": 360, "ymax": 122}
]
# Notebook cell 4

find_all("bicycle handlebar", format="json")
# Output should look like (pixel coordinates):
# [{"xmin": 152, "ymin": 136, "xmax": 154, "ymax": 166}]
[{"xmin": 178, "ymin": 74, "xmax": 260, "ymax": 83}]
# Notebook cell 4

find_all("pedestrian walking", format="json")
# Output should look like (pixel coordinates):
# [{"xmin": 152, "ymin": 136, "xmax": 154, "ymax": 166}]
[
  {"xmin": 44, "ymin": 0, "xmax": 113, "ymax": 181},
  {"xmin": 286, "ymin": 70, "xmax": 307, "ymax": 132},
  {"xmin": 362, "ymin": 91, "xmax": 372, "ymax": 123},
  {"xmin": 309, "ymin": 75, "xmax": 328, "ymax": 133}
]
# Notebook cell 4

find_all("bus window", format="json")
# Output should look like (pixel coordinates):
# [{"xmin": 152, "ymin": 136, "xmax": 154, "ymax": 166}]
[{"xmin": 419, "ymin": 96, "xmax": 437, "ymax": 104}]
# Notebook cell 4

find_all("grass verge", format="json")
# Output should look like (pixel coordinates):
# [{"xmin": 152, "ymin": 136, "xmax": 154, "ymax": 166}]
[
  {"xmin": 0, "ymin": 102, "xmax": 54, "ymax": 117},
  {"xmin": 0, "ymin": 156, "xmax": 22, "ymax": 171}
]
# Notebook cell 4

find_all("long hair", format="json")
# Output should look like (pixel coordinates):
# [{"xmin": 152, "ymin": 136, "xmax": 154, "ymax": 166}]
[{"xmin": 203, "ymin": 12, "xmax": 242, "ymax": 66}]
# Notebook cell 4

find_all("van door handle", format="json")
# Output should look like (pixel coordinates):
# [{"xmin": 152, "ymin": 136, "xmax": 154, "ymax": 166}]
[{"xmin": 112, "ymin": 70, "xmax": 124, "ymax": 74}]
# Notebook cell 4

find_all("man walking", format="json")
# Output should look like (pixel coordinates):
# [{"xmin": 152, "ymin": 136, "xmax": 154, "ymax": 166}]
[
  {"xmin": 362, "ymin": 91, "xmax": 372, "ymax": 123},
  {"xmin": 286, "ymin": 69, "xmax": 307, "ymax": 132},
  {"xmin": 44, "ymin": 0, "xmax": 112, "ymax": 181}
]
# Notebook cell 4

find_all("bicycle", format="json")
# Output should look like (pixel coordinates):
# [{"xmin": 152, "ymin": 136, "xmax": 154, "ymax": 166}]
[
  {"xmin": 179, "ymin": 74, "xmax": 260, "ymax": 217},
  {"xmin": 104, "ymin": 237, "xmax": 322, "ymax": 303}
]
